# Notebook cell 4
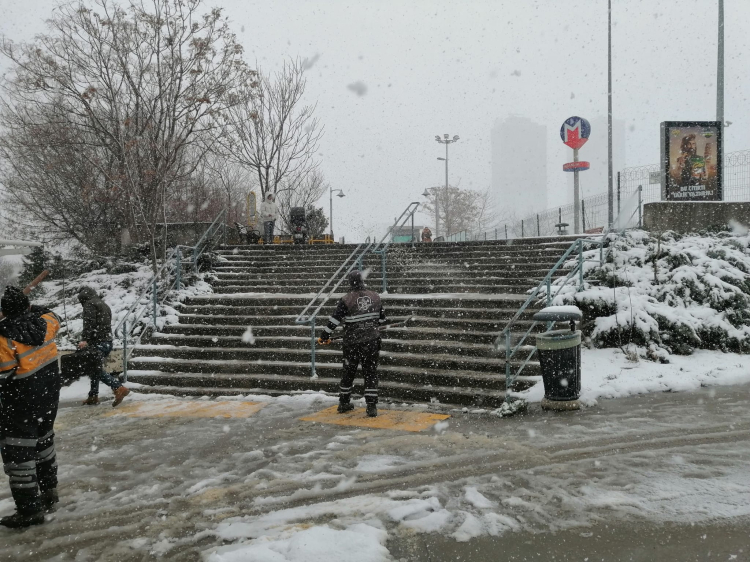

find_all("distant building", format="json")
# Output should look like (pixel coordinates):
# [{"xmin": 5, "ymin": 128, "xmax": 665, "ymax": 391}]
[{"xmin": 491, "ymin": 116, "xmax": 548, "ymax": 218}]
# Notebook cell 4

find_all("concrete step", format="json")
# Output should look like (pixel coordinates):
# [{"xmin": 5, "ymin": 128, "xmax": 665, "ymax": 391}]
[
  {"xmin": 177, "ymin": 305, "xmax": 538, "ymax": 321},
  {"xmin": 149, "ymin": 329, "xmax": 536, "ymax": 358},
  {"xmin": 132, "ymin": 340, "xmax": 529, "ymax": 376},
  {"xmin": 209, "ymin": 271, "xmax": 568, "ymax": 284},
  {"xmin": 211, "ymin": 284, "xmax": 534, "ymax": 295},
  {"xmin": 165, "ymin": 316, "xmax": 538, "ymax": 335},
  {"xmin": 182, "ymin": 294, "xmax": 530, "ymax": 308},
  {"xmin": 125, "ymin": 372, "xmax": 516, "ymax": 407},
  {"xmin": 146, "ymin": 325, "xmax": 501, "ymax": 344},
  {"xmin": 127, "ymin": 356, "xmax": 539, "ymax": 391}
]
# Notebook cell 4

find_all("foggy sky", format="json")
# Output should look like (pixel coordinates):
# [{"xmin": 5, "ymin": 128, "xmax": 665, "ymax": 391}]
[{"xmin": 2, "ymin": 0, "xmax": 749, "ymax": 241}]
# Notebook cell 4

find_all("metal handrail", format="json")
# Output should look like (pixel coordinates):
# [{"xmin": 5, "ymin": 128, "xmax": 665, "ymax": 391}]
[
  {"xmin": 372, "ymin": 202, "xmax": 420, "ymax": 292},
  {"xmin": 294, "ymin": 200, "xmax": 421, "ymax": 377},
  {"xmin": 494, "ymin": 193, "xmax": 644, "ymax": 404},
  {"xmin": 494, "ymin": 235, "xmax": 606, "ymax": 404},
  {"xmin": 115, "ymin": 209, "xmax": 227, "ymax": 381}
]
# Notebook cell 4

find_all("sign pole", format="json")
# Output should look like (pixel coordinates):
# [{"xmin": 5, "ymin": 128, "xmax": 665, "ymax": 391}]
[{"xmin": 573, "ymin": 148, "xmax": 581, "ymax": 234}]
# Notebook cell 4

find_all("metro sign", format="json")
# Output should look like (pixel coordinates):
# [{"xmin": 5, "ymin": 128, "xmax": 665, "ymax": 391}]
[
  {"xmin": 560, "ymin": 116, "xmax": 591, "ymax": 150},
  {"xmin": 563, "ymin": 161, "xmax": 590, "ymax": 172}
]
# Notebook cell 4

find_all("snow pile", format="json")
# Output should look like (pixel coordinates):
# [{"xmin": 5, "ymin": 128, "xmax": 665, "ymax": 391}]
[
  {"xmin": 35, "ymin": 261, "xmax": 213, "ymax": 350},
  {"xmin": 550, "ymin": 229, "xmax": 750, "ymax": 355},
  {"xmin": 514, "ymin": 347, "xmax": 750, "ymax": 406}
]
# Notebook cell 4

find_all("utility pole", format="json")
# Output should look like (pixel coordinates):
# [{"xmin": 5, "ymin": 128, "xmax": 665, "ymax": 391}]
[
  {"xmin": 717, "ymin": 0, "xmax": 725, "ymax": 127},
  {"xmin": 607, "ymin": 0, "xmax": 614, "ymax": 228}
]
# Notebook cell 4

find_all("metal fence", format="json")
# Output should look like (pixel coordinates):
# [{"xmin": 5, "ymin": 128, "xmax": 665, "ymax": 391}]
[{"xmin": 451, "ymin": 149, "xmax": 750, "ymax": 241}]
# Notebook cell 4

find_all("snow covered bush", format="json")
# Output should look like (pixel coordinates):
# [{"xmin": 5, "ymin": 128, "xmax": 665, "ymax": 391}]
[{"xmin": 548, "ymin": 229, "xmax": 750, "ymax": 355}]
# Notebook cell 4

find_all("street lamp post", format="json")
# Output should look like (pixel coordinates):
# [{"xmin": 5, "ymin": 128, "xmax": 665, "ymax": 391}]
[
  {"xmin": 329, "ymin": 187, "xmax": 345, "ymax": 239},
  {"xmin": 432, "ymin": 133, "xmax": 459, "ymax": 238}
]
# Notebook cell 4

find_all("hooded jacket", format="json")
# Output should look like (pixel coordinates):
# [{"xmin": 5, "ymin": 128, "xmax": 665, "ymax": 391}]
[
  {"xmin": 78, "ymin": 286, "xmax": 112, "ymax": 343},
  {"xmin": 259, "ymin": 195, "xmax": 280, "ymax": 223}
]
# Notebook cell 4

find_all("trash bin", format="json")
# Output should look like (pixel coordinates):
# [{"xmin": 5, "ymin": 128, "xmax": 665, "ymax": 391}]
[{"xmin": 533, "ymin": 306, "xmax": 583, "ymax": 408}]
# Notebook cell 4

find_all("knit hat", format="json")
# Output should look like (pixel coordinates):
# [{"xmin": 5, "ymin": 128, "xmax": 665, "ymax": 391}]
[
  {"xmin": 348, "ymin": 270, "xmax": 365, "ymax": 290},
  {"xmin": 1, "ymin": 286, "xmax": 30, "ymax": 318}
]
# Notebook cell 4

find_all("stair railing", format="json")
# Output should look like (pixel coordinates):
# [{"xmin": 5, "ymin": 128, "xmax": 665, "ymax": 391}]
[
  {"xmin": 294, "ymin": 239, "xmax": 374, "ymax": 377},
  {"xmin": 494, "ymin": 235, "xmax": 605, "ymax": 404},
  {"xmin": 371, "ymin": 202, "xmax": 421, "ymax": 293},
  {"xmin": 293, "ymin": 200, "xmax": 421, "ymax": 377},
  {"xmin": 494, "ymin": 193, "xmax": 644, "ymax": 404},
  {"xmin": 114, "ymin": 209, "xmax": 227, "ymax": 382}
]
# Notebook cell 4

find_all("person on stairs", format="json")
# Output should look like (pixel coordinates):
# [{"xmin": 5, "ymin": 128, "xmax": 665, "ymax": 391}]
[
  {"xmin": 318, "ymin": 270, "xmax": 387, "ymax": 417},
  {"xmin": 78, "ymin": 287, "xmax": 130, "ymax": 407},
  {"xmin": 259, "ymin": 192, "xmax": 280, "ymax": 244},
  {"xmin": 0, "ymin": 286, "xmax": 62, "ymax": 528}
]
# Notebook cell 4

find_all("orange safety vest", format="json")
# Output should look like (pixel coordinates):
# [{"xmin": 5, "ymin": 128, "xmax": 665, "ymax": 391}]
[{"xmin": 0, "ymin": 312, "xmax": 60, "ymax": 380}]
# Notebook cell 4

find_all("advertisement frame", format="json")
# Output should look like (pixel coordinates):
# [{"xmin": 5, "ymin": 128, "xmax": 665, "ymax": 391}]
[{"xmin": 660, "ymin": 121, "xmax": 723, "ymax": 201}]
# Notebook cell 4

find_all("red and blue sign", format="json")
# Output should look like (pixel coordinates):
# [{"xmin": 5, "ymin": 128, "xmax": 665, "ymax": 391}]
[
  {"xmin": 560, "ymin": 116, "xmax": 591, "ymax": 150},
  {"xmin": 563, "ymin": 161, "xmax": 590, "ymax": 172}
]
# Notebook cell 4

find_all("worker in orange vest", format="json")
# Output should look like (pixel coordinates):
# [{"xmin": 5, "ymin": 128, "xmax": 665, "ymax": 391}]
[{"xmin": 0, "ymin": 286, "xmax": 61, "ymax": 528}]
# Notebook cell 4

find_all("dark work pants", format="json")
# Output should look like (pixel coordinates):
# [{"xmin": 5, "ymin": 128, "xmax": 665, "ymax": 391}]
[
  {"xmin": 0, "ymin": 364, "xmax": 61, "ymax": 515},
  {"xmin": 340, "ymin": 339, "xmax": 380, "ymax": 405},
  {"xmin": 263, "ymin": 221, "xmax": 275, "ymax": 244},
  {"xmin": 88, "ymin": 340, "xmax": 122, "ymax": 397}
]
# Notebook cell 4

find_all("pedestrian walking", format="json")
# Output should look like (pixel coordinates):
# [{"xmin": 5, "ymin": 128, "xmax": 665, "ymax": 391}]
[
  {"xmin": 421, "ymin": 226, "xmax": 433, "ymax": 243},
  {"xmin": 77, "ymin": 286, "xmax": 130, "ymax": 407},
  {"xmin": 318, "ymin": 271, "xmax": 386, "ymax": 417},
  {"xmin": 0, "ymin": 286, "xmax": 61, "ymax": 528},
  {"xmin": 260, "ymin": 192, "xmax": 280, "ymax": 244}
]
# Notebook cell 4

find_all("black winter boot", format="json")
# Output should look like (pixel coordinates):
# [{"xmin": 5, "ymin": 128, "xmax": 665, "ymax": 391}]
[
  {"xmin": 337, "ymin": 402, "xmax": 355, "ymax": 414},
  {"xmin": 366, "ymin": 404, "xmax": 378, "ymax": 417},
  {"xmin": 40, "ymin": 489, "xmax": 59, "ymax": 512},
  {"xmin": 0, "ymin": 511, "xmax": 44, "ymax": 528}
]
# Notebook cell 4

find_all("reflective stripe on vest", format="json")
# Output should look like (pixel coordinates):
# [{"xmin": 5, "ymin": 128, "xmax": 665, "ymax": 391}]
[{"xmin": 6, "ymin": 312, "xmax": 61, "ymax": 379}]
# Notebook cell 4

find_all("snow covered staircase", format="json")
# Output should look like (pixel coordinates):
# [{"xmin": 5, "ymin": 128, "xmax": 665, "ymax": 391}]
[{"xmin": 127, "ymin": 238, "xmax": 574, "ymax": 407}]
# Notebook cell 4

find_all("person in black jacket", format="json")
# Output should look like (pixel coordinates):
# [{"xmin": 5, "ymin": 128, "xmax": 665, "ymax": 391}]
[
  {"xmin": 0, "ymin": 286, "xmax": 62, "ymax": 528},
  {"xmin": 77, "ymin": 286, "xmax": 129, "ymax": 407},
  {"xmin": 318, "ymin": 271, "xmax": 387, "ymax": 417}
]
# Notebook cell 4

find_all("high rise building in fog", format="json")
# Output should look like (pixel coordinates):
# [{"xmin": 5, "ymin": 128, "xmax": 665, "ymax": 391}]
[{"xmin": 491, "ymin": 116, "xmax": 547, "ymax": 218}]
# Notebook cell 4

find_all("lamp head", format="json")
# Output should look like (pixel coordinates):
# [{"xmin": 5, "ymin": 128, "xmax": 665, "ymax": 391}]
[
  {"xmin": 444, "ymin": 134, "xmax": 449, "ymax": 139},
  {"xmin": 453, "ymin": 135, "xmax": 459, "ymax": 141},
  {"xmin": 422, "ymin": 189, "xmax": 430, "ymax": 198},
  {"xmin": 434, "ymin": 135, "xmax": 441, "ymax": 142},
  {"xmin": 337, "ymin": 191, "xmax": 345, "ymax": 198}
]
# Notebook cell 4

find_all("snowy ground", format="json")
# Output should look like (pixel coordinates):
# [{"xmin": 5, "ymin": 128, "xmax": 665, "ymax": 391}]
[{"xmin": 0, "ymin": 348, "xmax": 748, "ymax": 560}]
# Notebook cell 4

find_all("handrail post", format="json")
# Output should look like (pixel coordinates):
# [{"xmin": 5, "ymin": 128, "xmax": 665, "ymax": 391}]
[
  {"xmin": 310, "ymin": 318, "xmax": 316, "ymax": 378},
  {"xmin": 381, "ymin": 250, "xmax": 388, "ymax": 293},
  {"xmin": 122, "ymin": 320, "xmax": 128, "ymax": 384},
  {"xmin": 505, "ymin": 330, "xmax": 512, "ymax": 403},
  {"xmin": 578, "ymin": 239, "xmax": 584, "ymax": 290},
  {"xmin": 546, "ymin": 277, "xmax": 552, "ymax": 306},
  {"xmin": 175, "ymin": 250, "xmax": 182, "ymax": 290},
  {"xmin": 152, "ymin": 279, "xmax": 158, "ymax": 327}
]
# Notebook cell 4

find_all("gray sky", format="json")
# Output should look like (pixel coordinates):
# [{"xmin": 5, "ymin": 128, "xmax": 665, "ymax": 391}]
[{"xmin": 2, "ymin": 0, "xmax": 749, "ymax": 241}]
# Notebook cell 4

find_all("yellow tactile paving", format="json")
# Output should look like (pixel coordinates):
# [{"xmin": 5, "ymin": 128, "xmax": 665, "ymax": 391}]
[
  {"xmin": 104, "ymin": 400, "xmax": 265, "ymax": 419},
  {"xmin": 299, "ymin": 405, "xmax": 450, "ymax": 432}
]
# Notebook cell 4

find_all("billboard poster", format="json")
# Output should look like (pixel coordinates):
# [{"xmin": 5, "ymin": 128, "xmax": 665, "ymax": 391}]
[{"xmin": 660, "ymin": 121, "xmax": 722, "ymax": 201}]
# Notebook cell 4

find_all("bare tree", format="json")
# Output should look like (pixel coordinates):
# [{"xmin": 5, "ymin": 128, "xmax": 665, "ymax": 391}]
[
  {"xmin": 225, "ymin": 58, "xmax": 323, "ymax": 200},
  {"xmin": 0, "ymin": 0, "xmax": 250, "ymax": 268},
  {"xmin": 422, "ymin": 186, "xmax": 491, "ymax": 237}
]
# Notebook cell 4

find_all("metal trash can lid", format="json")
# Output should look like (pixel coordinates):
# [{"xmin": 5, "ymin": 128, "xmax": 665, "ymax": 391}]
[
  {"xmin": 533, "ymin": 305, "xmax": 583, "ymax": 323},
  {"xmin": 536, "ymin": 329, "xmax": 582, "ymax": 350}
]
